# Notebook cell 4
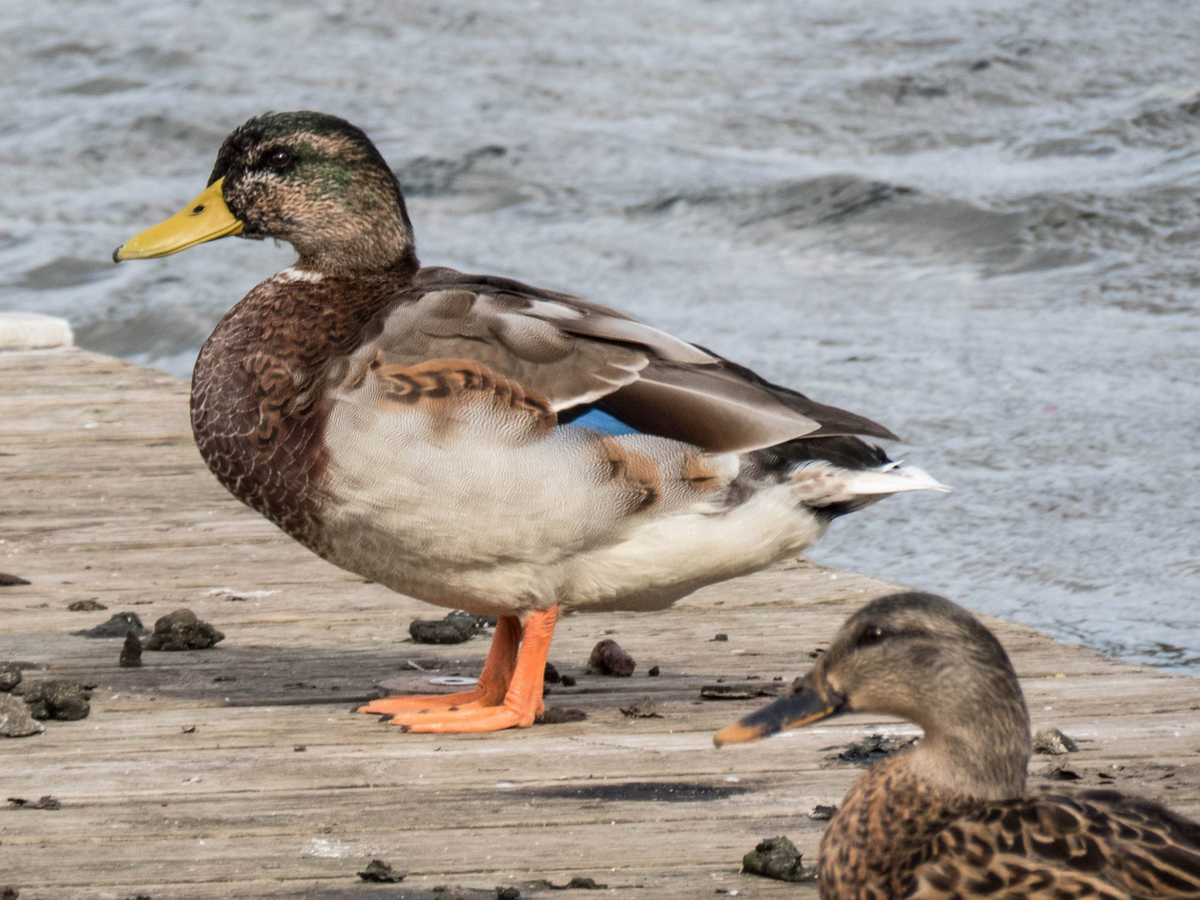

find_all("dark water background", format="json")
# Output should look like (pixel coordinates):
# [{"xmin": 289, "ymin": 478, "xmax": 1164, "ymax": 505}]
[{"xmin": 2, "ymin": 1, "xmax": 1197, "ymax": 668}]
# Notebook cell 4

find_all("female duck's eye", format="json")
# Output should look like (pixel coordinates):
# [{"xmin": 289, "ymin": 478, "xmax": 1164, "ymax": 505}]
[
  {"xmin": 266, "ymin": 150, "xmax": 293, "ymax": 169},
  {"xmin": 857, "ymin": 625, "xmax": 885, "ymax": 647}
]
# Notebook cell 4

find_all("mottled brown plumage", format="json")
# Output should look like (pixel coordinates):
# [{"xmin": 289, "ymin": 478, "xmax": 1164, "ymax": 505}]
[
  {"xmin": 190, "ymin": 273, "xmax": 399, "ymax": 554},
  {"xmin": 716, "ymin": 593, "xmax": 1200, "ymax": 899}
]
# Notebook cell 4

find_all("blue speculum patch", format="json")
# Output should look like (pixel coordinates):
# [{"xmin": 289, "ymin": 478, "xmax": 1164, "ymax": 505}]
[{"xmin": 567, "ymin": 407, "xmax": 641, "ymax": 436}]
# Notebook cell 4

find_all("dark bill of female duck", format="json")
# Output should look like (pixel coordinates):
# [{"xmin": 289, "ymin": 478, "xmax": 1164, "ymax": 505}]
[
  {"xmin": 714, "ymin": 665, "xmax": 845, "ymax": 747},
  {"xmin": 112, "ymin": 178, "xmax": 243, "ymax": 261}
]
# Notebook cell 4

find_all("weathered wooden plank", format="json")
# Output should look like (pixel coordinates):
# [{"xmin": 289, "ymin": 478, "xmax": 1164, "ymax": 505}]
[{"xmin": 0, "ymin": 347, "xmax": 1197, "ymax": 900}]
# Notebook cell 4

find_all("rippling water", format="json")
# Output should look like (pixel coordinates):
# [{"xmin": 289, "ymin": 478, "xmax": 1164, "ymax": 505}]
[{"xmin": 3, "ymin": 1, "xmax": 1198, "ymax": 669}]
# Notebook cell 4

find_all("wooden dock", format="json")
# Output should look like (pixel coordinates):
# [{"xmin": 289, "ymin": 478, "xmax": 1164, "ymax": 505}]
[{"xmin": 2, "ymin": 347, "xmax": 1198, "ymax": 900}]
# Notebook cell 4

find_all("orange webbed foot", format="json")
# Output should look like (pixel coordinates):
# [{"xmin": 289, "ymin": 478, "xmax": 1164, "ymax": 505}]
[
  {"xmin": 387, "ymin": 702, "xmax": 537, "ymax": 733},
  {"xmin": 356, "ymin": 615, "xmax": 522, "ymax": 718},
  {"xmin": 384, "ymin": 606, "xmax": 559, "ymax": 735},
  {"xmin": 358, "ymin": 688, "xmax": 495, "ymax": 717}
]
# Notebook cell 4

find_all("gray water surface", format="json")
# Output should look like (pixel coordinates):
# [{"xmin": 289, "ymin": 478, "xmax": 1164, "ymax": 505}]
[{"xmin": 2, "ymin": 1, "xmax": 1197, "ymax": 669}]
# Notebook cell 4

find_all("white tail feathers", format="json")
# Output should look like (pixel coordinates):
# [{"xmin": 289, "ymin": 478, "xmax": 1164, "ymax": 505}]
[{"xmin": 789, "ymin": 460, "xmax": 951, "ymax": 508}]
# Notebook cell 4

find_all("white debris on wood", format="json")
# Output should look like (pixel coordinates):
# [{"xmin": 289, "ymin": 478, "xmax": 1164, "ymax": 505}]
[{"xmin": 0, "ymin": 313, "xmax": 73, "ymax": 350}]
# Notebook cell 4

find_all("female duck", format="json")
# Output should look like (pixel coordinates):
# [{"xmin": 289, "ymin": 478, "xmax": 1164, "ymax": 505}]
[
  {"xmin": 114, "ymin": 111, "xmax": 947, "ymax": 733},
  {"xmin": 716, "ymin": 592, "xmax": 1200, "ymax": 898}
]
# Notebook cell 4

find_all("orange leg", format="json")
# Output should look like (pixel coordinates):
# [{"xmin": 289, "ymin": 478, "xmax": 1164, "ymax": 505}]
[
  {"xmin": 357, "ymin": 615, "xmax": 521, "ymax": 716},
  {"xmin": 388, "ymin": 606, "xmax": 559, "ymax": 733}
]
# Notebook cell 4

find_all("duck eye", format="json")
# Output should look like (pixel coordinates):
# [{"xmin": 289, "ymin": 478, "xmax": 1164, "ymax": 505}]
[
  {"xmin": 266, "ymin": 150, "xmax": 293, "ymax": 170},
  {"xmin": 856, "ymin": 625, "xmax": 886, "ymax": 647}
]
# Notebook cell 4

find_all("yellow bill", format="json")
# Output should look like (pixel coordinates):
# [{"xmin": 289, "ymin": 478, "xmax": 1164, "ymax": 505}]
[{"xmin": 113, "ymin": 178, "xmax": 243, "ymax": 262}]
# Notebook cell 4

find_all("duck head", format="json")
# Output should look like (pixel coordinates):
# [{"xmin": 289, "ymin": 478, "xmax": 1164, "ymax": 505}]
[
  {"xmin": 114, "ymin": 111, "xmax": 417, "ymax": 275},
  {"xmin": 716, "ymin": 592, "xmax": 1032, "ymax": 798}
]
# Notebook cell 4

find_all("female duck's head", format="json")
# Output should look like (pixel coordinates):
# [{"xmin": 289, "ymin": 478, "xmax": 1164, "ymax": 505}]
[
  {"xmin": 114, "ymin": 111, "xmax": 416, "ymax": 274},
  {"xmin": 716, "ymin": 592, "xmax": 1032, "ymax": 799}
]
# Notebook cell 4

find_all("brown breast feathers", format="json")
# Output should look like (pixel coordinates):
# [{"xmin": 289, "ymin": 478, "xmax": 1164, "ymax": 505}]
[
  {"xmin": 189, "ymin": 273, "xmax": 398, "ymax": 552},
  {"xmin": 818, "ymin": 755, "xmax": 978, "ymax": 899}
]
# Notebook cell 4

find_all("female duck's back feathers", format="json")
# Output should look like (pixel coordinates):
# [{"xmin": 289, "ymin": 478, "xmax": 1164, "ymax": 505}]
[{"xmin": 913, "ymin": 789, "xmax": 1200, "ymax": 899}]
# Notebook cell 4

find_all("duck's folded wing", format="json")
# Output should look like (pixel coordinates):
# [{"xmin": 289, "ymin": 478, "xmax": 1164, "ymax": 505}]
[
  {"xmin": 367, "ymin": 268, "xmax": 895, "ymax": 453},
  {"xmin": 911, "ymin": 791, "xmax": 1200, "ymax": 900}
]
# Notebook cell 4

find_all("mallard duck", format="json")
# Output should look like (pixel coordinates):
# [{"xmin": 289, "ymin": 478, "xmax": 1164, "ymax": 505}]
[
  {"xmin": 113, "ymin": 111, "xmax": 948, "ymax": 734},
  {"xmin": 715, "ymin": 592, "xmax": 1200, "ymax": 898}
]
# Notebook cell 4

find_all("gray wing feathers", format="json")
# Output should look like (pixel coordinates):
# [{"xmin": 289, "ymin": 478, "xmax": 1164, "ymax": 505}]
[
  {"xmin": 374, "ymin": 287, "xmax": 648, "ymax": 409},
  {"xmin": 367, "ymin": 269, "xmax": 893, "ymax": 453},
  {"xmin": 601, "ymin": 362, "xmax": 823, "ymax": 453}
]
